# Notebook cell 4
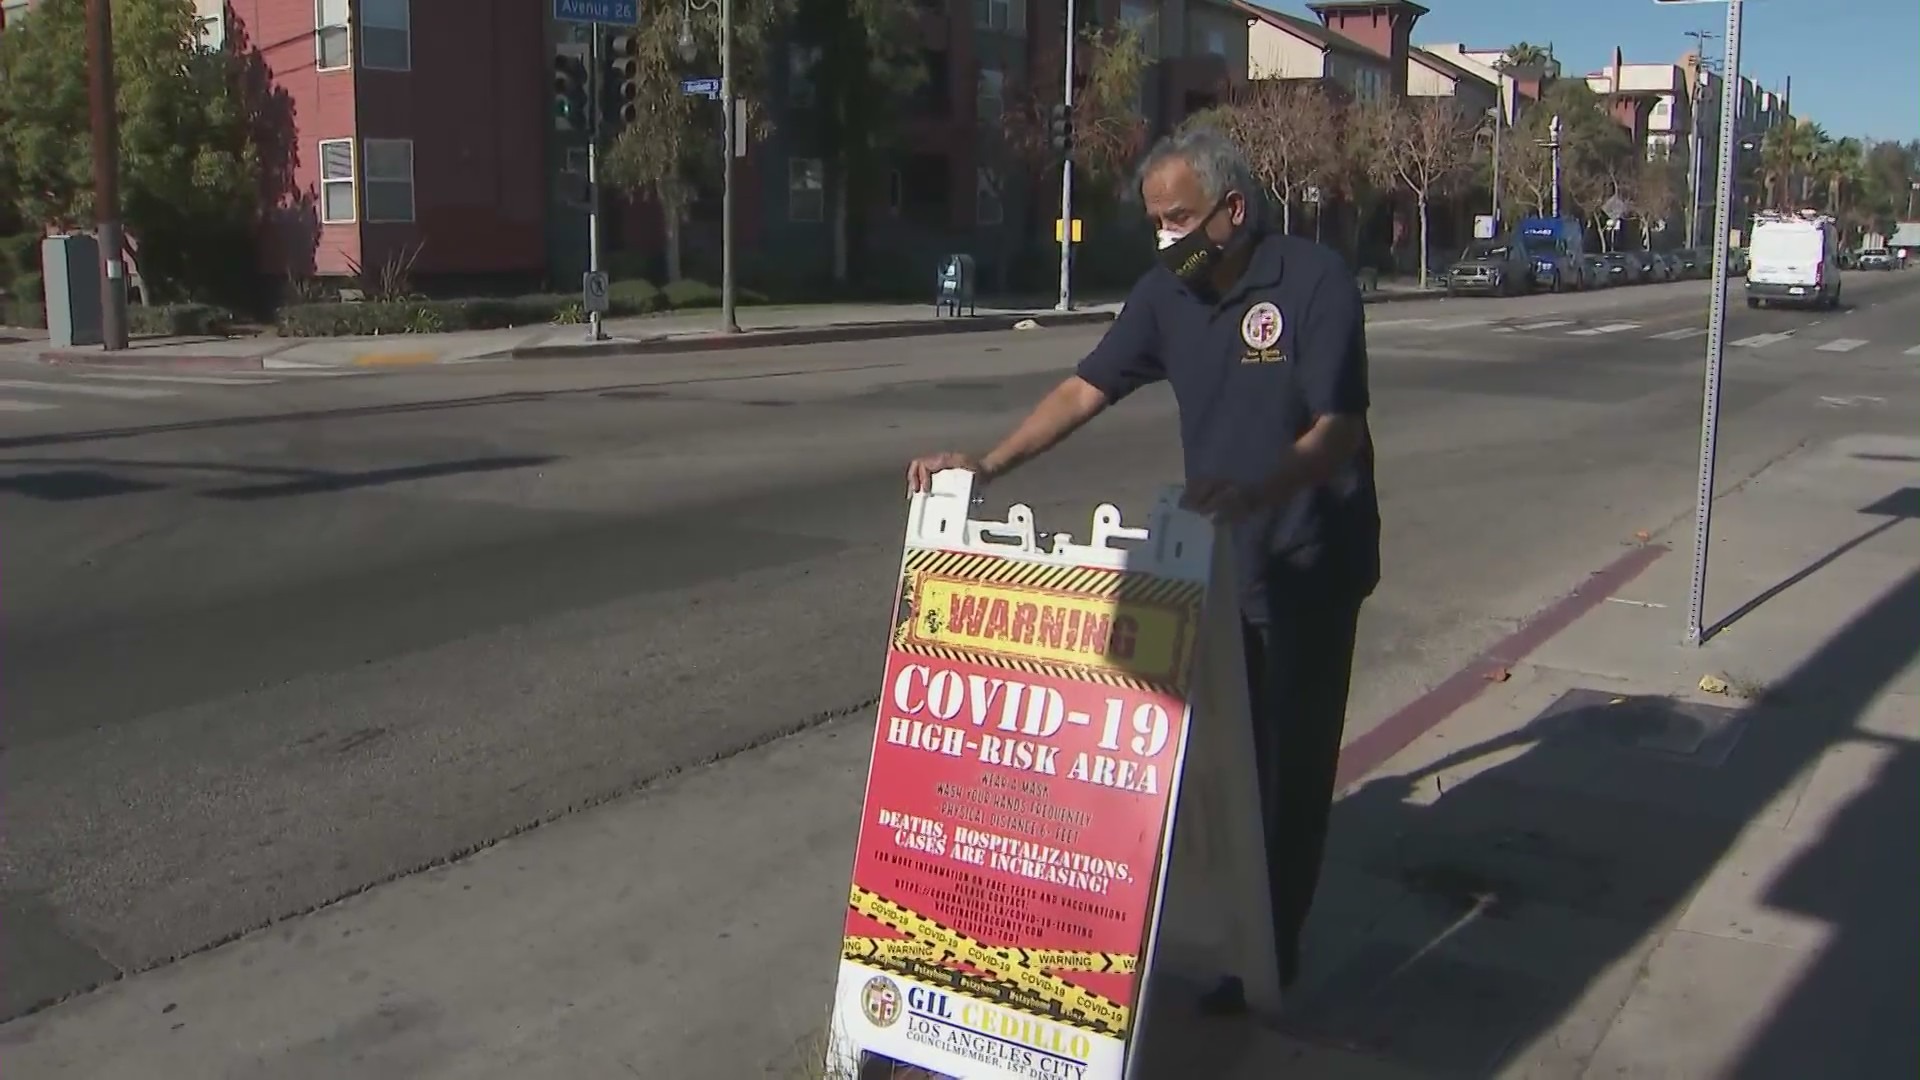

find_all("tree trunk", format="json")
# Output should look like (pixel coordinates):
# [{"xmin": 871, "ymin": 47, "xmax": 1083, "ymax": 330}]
[
  {"xmin": 1281, "ymin": 195, "xmax": 1292, "ymax": 236},
  {"xmin": 663, "ymin": 207, "xmax": 684, "ymax": 283},
  {"xmin": 831, "ymin": 156, "xmax": 851, "ymax": 285},
  {"xmin": 1416, "ymin": 194, "xmax": 1430, "ymax": 288}
]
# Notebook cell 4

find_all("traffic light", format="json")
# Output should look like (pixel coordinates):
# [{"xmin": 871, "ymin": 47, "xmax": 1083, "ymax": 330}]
[
  {"xmin": 606, "ymin": 31, "xmax": 641, "ymax": 129},
  {"xmin": 553, "ymin": 50, "xmax": 589, "ymax": 133},
  {"xmin": 1049, "ymin": 104, "xmax": 1073, "ymax": 153}
]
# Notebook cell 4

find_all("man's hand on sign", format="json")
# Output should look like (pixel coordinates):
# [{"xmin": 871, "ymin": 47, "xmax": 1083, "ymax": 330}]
[{"xmin": 907, "ymin": 452, "xmax": 991, "ymax": 494}]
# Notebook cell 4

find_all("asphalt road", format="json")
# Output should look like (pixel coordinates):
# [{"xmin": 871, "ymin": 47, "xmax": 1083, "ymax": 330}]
[{"xmin": 4, "ymin": 271, "xmax": 1916, "ymax": 1019}]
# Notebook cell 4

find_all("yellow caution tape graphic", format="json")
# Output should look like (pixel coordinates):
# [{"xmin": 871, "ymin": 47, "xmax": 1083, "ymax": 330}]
[{"xmin": 847, "ymin": 885, "xmax": 1134, "ymax": 1035}]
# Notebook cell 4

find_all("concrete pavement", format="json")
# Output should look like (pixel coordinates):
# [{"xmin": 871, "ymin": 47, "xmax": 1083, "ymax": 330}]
[{"xmin": 0, "ymin": 271, "xmax": 1915, "ymax": 1075}]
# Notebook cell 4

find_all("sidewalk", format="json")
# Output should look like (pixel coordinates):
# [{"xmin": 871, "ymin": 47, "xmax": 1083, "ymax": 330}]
[
  {"xmin": 13, "ymin": 438, "xmax": 1902, "ymax": 1078},
  {"xmin": 6, "ymin": 280, "xmax": 1442, "ymax": 372}
]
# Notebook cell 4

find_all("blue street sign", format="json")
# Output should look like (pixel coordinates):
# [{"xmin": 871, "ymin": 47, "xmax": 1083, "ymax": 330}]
[
  {"xmin": 553, "ymin": 0, "xmax": 637, "ymax": 25},
  {"xmin": 681, "ymin": 77, "xmax": 721, "ymax": 99}
]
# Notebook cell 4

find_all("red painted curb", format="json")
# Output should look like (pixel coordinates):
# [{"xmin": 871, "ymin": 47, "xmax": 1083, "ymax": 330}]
[{"xmin": 1334, "ymin": 542, "xmax": 1670, "ymax": 791}]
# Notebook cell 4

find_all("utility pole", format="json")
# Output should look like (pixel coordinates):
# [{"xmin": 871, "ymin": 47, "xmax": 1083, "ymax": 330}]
[
  {"xmin": 1684, "ymin": 29, "xmax": 1718, "ymax": 248},
  {"xmin": 1055, "ymin": 0, "xmax": 1076, "ymax": 313},
  {"xmin": 86, "ymin": 0, "xmax": 128, "ymax": 351},
  {"xmin": 1489, "ymin": 106, "xmax": 1502, "ymax": 224}
]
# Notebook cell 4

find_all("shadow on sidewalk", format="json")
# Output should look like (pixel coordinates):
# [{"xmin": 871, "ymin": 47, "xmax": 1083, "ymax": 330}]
[{"xmin": 1276, "ymin": 565, "xmax": 1920, "ymax": 1077}]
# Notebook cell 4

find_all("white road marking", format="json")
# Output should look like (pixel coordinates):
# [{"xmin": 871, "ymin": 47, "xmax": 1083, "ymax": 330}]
[
  {"xmin": 1731, "ymin": 332, "xmax": 1793, "ymax": 348},
  {"xmin": 1491, "ymin": 326, "xmax": 1516, "ymax": 333},
  {"xmin": 1420, "ymin": 317, "xmax": 1493, "ymax": 331},
  {"xmin": 1816, "ymin": 338, "xmax": 1868, "ymax": 353},
  {"xmin": 1363, "ymin": 317, "xmax": 1434, "ymax": 330},
  {"xmin": 0, "ymin": 378, "xmax": 176, "ymax": 400},
  {"xmin": 1515, "ymin": 320, "xmax": 1573, "ymax": 330},
  {"xmin": 1906, "ymin": 345, "xmax": 1920, "ymax": 356},
  {"xmin": 0, "ymin": 397, "xmax": 59, "ymax": 412},
  {"xmin": 70, "ymin": 371, "xmax": 275, "ymax": 386},
  {"xmin": 1649, "ymin": 327, "xmax": 1708, "ymax": 341},
  {"xmin": 1567, "ymin": 322, "xmax": 1640, "ymax": 336}
]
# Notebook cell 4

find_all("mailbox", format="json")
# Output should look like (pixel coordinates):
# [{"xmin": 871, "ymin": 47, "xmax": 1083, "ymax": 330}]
[{"xmin": 934, "ymin": 253, "xmax": 976, "ymax": 317}]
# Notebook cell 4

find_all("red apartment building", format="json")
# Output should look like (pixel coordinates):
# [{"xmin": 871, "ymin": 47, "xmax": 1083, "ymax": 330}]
[{"xmin": 5, "ymin": 0, "xmax": 1239, "ymax": 288}]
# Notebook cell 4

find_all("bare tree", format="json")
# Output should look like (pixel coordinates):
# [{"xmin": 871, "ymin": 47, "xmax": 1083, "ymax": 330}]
[
  {"xmin": 1222, "ymin": 80, "xmax": 1340, "ymax": 235},
  {"xmin": 1001, "ymin": 22, "xmax": 1152, "ymax": 194},
  {"xmin": 1496, "ymin": 131, "xmax": 1555, "ymax": 219},
  {"xmin": 1377, "ymin": 98, "xmax": 1475, "ymax": 286}
]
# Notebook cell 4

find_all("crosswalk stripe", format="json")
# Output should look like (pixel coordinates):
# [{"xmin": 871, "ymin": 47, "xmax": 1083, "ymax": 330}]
[
  {"xmin": 70, "ymin": 372, "xmax": 278, "ymax": 386},
  {"xmin": 1816, "ymin": 338, "xmax": 1868, "ymax": 353},
  {"xmin": 0, "ymin": 378, "xmax": 177, "ymax": 400},
  {"xmin": 1421, "ymin": 317, "xmax": 1493, "ymax": 331},
  {"xmin": 1363, "ymin": 317, "xmax": 1433, "ymax": 330},
  {"xmin": 1516, "ymin": 320, "xmax": 1573, "ymax": 330},
  {"xmin": 0, "ymin": 397, "xmax": 59, "ymax": 412},
  {"xmin": 1906, "ymin": 345, "xmax": 1920, "ymax": 356},
  {"xmin": 1491, "ymin": 326, "xmax": 1516, "ymax": 333},
  {"xmin": 1568, "ymin": 323, "xmax": 1640, "ymax": 336},
  {"xmin": 1731, "ymin": 332, "xmax": 1793, "ymax": 348},
  {"xmin": 1650, "ymin": 328, "xmax": 1708, "ymax": 341}
]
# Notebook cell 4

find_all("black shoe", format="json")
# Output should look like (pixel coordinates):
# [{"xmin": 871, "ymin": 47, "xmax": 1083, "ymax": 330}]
[{"xmin": 1197, "ymin": 975, "xmax": 1247, "ymax": 1017}]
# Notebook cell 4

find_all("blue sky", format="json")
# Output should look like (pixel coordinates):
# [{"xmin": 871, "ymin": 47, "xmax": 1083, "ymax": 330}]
[{"xmin": 1253, "ymin": 0, "xmax": 1920, "ymax": 143}]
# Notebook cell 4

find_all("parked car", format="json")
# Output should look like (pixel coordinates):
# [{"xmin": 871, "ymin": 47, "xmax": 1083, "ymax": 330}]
[
  {"xmin": 1600, "ymin": 252, "xmax": 1643, "ymax": 285},
  {"xmin": 1659, "ymin": 252, "xmax": 1688, "ymax": 281},
  {"xmin": 1528, "ymin": 243, "xmax": 1582, "ymax": 293},
  {"xmin": 1445, "ymin": 238, "xmax": 1535, "ymax": 297},
  {"xmin": 1579, "ymin": 254, "xmax": 1611, "ymax": 288},
  {"xmin": 1857, "ymin": 247, "xmax": 1896, "ymax": 270},
  {"xmin": 1631, "ymin": 251, "xmax": 1671, "ymax": 282},
  {"xmin": 1672, "ymin": 248, "xmax": 1707, "ymax": 278}
]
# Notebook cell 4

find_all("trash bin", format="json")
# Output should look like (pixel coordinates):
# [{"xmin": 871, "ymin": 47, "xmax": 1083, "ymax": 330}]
[{"xmin": 934, "ymin": 253, "xmax": 976, "ymax": 317}]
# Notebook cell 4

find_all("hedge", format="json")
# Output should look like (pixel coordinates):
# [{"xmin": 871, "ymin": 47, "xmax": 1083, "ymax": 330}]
[
  {"xmin": 274, "ymin": 278, "xmax": 764, "ymax": 337},
  {"xmin": 0, "ymin": 294, "xmax": 229, "ymax": 337}
]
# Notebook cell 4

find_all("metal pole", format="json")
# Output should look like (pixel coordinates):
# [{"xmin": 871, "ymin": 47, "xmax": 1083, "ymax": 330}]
[
  {"xmin": 1549, "ymin": 115, "xmax": 1563, "ymax": 220},
  {"xmin": 1490, "ymin": 108, "xmax": 1501, "ymax": 223},
  {"xmin": 1685, "ymin": 0, "xmax": 1744, "ymax": 647},
  {"xmin": 86, "ymin": 0, "xmax": 128, "ymax": 351},
  {"xmin": 1055, "ymin": 0, "xmax": 1076, "ymax": 313},
  {"xmin": 585, "ymin": 27, "xmax": 605, "ymax": 343},
  {"xmin": 720, "ymin": 0, "xmax": 739, "ymax": 332}
]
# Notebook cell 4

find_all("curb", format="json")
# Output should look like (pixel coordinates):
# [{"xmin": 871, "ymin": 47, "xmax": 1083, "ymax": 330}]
[
  {"xmin": 37, "ymin": 348, "xmax": 273, "ymax": 372},
  {"xmin": 505, "ymin": 309, "xmax": 1122, "ymax": 361}
]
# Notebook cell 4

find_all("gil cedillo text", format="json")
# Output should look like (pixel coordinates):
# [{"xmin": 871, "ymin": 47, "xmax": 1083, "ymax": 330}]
[{"xmin": 885, "ymin": 662, "xmax": 1177, "ymax": 797}]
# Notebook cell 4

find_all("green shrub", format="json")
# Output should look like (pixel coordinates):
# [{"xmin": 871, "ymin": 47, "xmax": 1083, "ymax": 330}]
[
  {"xmin": 0, "ymin": 299, "xmax": 45, "ymax": 329},
  {"xmin": 6, "ymin": 270, "xmax": 44, "ymax": 303},
  {"xmin": 606, "ymin": 278, "xmax": 660, "ymax": 310},
  {"xmin": 274, "ymin": 279, "xmax": 768, "ymax": 337},
  {"xmin": 661, "ymin": 278, "xmax": 721, "ymax": 309},
  {"xmin": 128, "ymin": 302, "xmax": 232, "ymax": 336},
  {"xmin": 0, "ymin": 233, "xmax": 42, "ymax": 285}
]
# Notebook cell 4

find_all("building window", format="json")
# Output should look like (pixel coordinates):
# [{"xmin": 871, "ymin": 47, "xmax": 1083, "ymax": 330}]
[
  {"xmin": 1205, "ymin": 27, "xmax": 1226, "ymax": 57},
  {"xmin": 976, "ymin": 66, "xmax": 1004, "ymax": 123},
  {"xmin": 360, "ymin": 0, "xmax": 410, "ymax": 71},
  {"xmin": 362, "ymin": 138, "xmax": 414, "ymax": 223},
  {"xmin": 788, "ymin": 157, "xmax": 825, "ymax": 222},
  {"xmin": 789, "ymin": 44, "xmax": 821, "ymax": 109},
  {"xmin": 1119, "ymin": 0, "xmax": 1158, "ymax": 56},
  {"xmin": 315, "ymin": 0, "xmax": 349, "ymax": 70},
  {"xmin": 975, "ymin": 167, "xmax": 1003, "ymax": 226},
  {"xmin": 319, "ymin": 138, "xmax": 355, "ymax": 224},
  {"xmin": 973, "ymin": 0, "xmax": 1025, "ymax": 35}
]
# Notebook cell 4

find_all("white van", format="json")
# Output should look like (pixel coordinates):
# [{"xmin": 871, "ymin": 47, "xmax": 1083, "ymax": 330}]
[{"xmin": 1746, "ymin": 212, "xmax": 1842, "ymax": 309}]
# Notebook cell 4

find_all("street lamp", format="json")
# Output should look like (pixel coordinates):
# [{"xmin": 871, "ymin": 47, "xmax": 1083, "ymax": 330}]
[
  {"xmin": 681, "ymin": 0, "xmax": 739, "ymax": 332},
  {"xmin": 1486, "ymin": 105, "xmax": 1502, "ymax": 225}
]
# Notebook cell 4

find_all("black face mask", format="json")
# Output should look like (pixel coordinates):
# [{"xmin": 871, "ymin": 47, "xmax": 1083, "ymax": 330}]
[{"xmin": 1156, "ymin": 196, "xmax": 1251, "ymax": 287}]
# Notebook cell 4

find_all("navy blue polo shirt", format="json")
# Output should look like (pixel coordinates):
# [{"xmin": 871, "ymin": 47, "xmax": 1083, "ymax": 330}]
[{"xmin": 1075, "ymin": 230, "xmax": 1380, "ymax": 621}]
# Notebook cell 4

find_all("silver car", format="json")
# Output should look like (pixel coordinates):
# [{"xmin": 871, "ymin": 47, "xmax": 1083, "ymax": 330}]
[{"xmin": 1857, "ymin": 248, "xmax": 1896, "ymax": 270}]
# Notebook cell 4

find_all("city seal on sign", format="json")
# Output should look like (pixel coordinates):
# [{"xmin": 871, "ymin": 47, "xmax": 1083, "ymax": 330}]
[
  {"xmin": 1239, "ymin": 301, "xmax": 1284, "ymax": 363},
  {"xmin": 860, "ymin": 975, "xmax": 904, "ymax": 1028}
]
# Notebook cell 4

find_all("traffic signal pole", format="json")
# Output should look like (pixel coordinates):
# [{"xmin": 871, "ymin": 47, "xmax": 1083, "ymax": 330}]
[
  {"xmin": 1055, "ymin": 0, "xmax": 1075, "ymax": 313},
  {"xmin": 585, "ymin": 28, "xmax": 606, "ymax": 343}
]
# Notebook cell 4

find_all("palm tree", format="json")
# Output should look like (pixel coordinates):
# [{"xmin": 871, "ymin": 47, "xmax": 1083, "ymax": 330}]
[
  {"xmin": 1813, "ymin": 135, "xmax": 1867, "ymax": 233},
  {"xmin": 1497, "ymin": 42, "xmax": 1552, "ymax": 73},
  {"xmin": 1760, "ymin": 120, "xmax": 1820, "ymax": 210}
]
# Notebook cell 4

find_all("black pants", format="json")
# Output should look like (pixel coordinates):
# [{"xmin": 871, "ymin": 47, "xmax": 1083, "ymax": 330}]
[{"xmin": 1240, "ymin": 581, "xmax": 1365, "ymax": 970}]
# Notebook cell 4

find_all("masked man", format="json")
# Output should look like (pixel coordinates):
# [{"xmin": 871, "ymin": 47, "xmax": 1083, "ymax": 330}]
[{"xmin": 907, "ymin": 127, "xmax": 1380, "ymax": 1009}]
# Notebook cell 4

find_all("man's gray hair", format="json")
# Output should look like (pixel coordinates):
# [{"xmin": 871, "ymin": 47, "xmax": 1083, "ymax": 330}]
[{"xmin": 1134, "ymin": 126, "xmax": 1260, "ymax": 209}]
